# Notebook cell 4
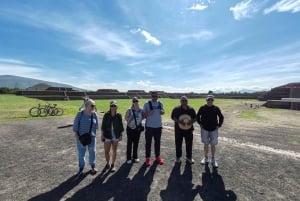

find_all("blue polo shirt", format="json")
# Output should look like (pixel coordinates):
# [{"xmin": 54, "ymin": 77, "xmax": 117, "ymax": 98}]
[
  {"xmin": 73, "ymin": 111, "xmax": 98, "ymax": 136},
  {"xmin": 143, "ymin": 101, "xmax": 164, "ymax": 128}
]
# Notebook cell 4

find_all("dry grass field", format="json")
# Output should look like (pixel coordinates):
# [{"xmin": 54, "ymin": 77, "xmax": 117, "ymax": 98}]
[{"xmin": 0, "ymin": 99, "xmax": 299, "ymax": 201}]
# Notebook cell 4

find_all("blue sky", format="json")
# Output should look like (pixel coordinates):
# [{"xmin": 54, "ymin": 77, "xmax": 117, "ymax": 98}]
[{"xmin": 0, "ymin": 0, "xmax": 300, "ymax": 93}]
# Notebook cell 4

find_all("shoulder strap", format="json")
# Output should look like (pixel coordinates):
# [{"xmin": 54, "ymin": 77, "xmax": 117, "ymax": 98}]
[
  {"xmin": 88, "ymin": 113, "xmax": 93, "ymax": 134},
  {"xmin": 77, "ymin": 111, "xmax": 84, "ymax": 135},
  {"xmin": 148, "ymin": 101, "xmax": 153, "ymax": 110},
  {"xmin": 132, "ymin": 109, "xmax": 138, "ymax": 128},
  {"xmin": 158, "ymin": 101, "xmax": 162, "ymax": 110}
]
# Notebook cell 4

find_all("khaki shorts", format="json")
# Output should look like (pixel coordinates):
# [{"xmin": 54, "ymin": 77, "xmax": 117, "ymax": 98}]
[{"xmin": 201, "ymin": 128, "xmax": 218, "ymax": 145}]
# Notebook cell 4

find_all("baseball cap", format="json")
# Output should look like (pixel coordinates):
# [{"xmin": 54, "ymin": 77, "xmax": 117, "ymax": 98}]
[
  {"xmin": 85, "ymin": 99, "xmax": 95, "ymax": 107},
  {"xmin": 110, "ymin": 100, "xmax": 118, "ymax": 106},
  {"xmin": 206, "ymin": 95, "xmax": 214, "ymax": 100}
]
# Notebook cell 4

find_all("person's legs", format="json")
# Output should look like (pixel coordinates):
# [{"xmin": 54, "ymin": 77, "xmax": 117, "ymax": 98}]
[
  {"xmin": 126, "ymin": 127, "xmax": 134, "ymax": 161},
  {"xmin": 210, "ymin": 129, "xmax": 219, "ymax": 167},
  {"xmin": 175, "ymin": 130, "xmax": 183, "ymax": 158},
  {"xmin": 145, "ymin": 127, "xmax": 153, "ymax": 158},
  {"xmin": 201, "ymin": 128, "xmax": 210, "ymax": 157},
  {"xmin": 77, "ymin": 140, "xmax": 87, "ymax": 169},
  {"xmin": 153, "ymin": 127, "xmax": 162, "ymax": 157},
  {"xmin": 88, "ymin": 136, "xmax": 96, "ymax": 167},
  {"xmin": 184, "ymin": 132, "xmax": 193, "ymax": 159},
  {"xmin": 104, "ymin": 141, "xmax": 112, "ymax": 164},
  {"xmin": 111, "ymin": 141, "xmax": 119, "ymax": 164},
  {"xmin": 132, "ymin": 131, "xmax": 141, "ymax": 160}
]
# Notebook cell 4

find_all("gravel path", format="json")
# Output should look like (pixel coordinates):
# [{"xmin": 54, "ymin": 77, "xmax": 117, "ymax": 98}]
[{"xmin": 0, "ymin": 114, "xmax": 299, "ymax": 201}]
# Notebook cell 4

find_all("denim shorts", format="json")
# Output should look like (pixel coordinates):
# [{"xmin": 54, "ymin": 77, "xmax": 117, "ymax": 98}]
[
  {"xmin": 104, "ymin": 131, "xmax": 119, "ymax": 142},
  {"xmin": 201, "ymin": 128, "xmax": 218, "ymax": 145}
]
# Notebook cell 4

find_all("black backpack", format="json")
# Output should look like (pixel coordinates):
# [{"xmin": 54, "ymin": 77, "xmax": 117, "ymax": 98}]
[{"xmin": 148, "ymin": 100, "xmax": 162, "ymax": 110}]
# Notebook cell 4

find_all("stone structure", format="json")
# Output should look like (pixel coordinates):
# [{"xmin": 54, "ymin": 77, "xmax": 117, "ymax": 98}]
[{"xmin": 261, "ymin": 83, "xmax": 300, "ymax": 110}]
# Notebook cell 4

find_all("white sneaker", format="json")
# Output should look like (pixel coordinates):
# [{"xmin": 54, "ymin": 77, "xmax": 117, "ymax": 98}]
[
  {"xmin": 211, "ymin": 158, "xmax": 218, "ymax": 168},
  {"xmin": 133, "ymin": 158, "xmax": 140, "ymax": 163},
  {"xmin": 175, "ymin": 157, "xmax": 181, "ymax": 163},
  {"xmin": 127, "ymin": 160, "xmax": 132, "ymax": 164},
  {"xmin": 201, "ymin": 157, "xmax": 209, "ymax": 165},
  {"xmin": 186, "ymin": 158, "xmax": 195, "ymax": 164}
]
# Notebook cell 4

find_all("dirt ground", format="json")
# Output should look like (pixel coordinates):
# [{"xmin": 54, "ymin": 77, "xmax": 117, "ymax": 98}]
[{"xmin": 0, "ymin": 106, "xmax": 299, "ymax": 201}]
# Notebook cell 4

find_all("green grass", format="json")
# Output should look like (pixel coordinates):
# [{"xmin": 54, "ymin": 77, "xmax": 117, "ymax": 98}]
[
  {"xmin": 0, "ymin": 94, "xmax": 259, "ymax": 123},
  {"xmin": 238, "ymin": 109, "xmax": 266, "ymax": 120}
]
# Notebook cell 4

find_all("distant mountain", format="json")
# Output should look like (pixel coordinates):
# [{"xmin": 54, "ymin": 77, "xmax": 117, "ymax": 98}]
[{"xmin": 0, "ymin": 75, "xmax": 85, "ymax": 91}]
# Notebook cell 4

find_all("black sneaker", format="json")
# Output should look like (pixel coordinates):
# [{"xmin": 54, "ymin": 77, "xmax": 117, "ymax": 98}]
[
  {"xmin": 91, "ymin": 165, "xmax": 97, "ymax": 174},
  {"xmin": 104, "ymin": 163, "xmax": 110, "ymax": 171},
  {"xmin": 110, "ymin": 164, "xmax": 116, "ymax": 172},
  {"xmin": 77, "ymin": 168, "xmax": 84, "ymax": 176}
]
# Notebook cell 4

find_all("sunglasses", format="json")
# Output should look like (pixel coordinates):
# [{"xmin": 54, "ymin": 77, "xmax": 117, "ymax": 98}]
[
  {"xmin": 133, "ymin": 100, "xmax": 139, "ymax": 103},
  {"xmin": 207, "ymin": 99, "xmax": 214, "ymax": 101},
  {"xmin": 91, "ymin": 105, "xmax": 95, "ymax": 107},
  {"xmin": 152, "ymin": 95, "xmax": 158, "ymax": 98},
  {"xmin": 110, "ymin": 105, "xmax": 117, "ymax": 107},
  {"xmin": 181, "ymin": 99, "xmax": 187, "ymax": 102}
]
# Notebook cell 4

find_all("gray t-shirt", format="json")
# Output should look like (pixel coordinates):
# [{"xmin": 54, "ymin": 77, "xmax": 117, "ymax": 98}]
[
  {"xmin": 143, "ymin": 101, "xmax": 163, "ymax": 128},
  {"xmin": 127, "ymin": 108, "xmax": 143, "ymax": 129}
]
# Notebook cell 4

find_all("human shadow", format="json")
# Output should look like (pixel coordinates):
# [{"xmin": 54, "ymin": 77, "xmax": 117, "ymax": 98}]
[
  {"xmin": 200, "ymin": 164, "xmax": 237, "ymax": 201},
  {"xmin": 57, "ymin": 124, "xmax": 73, "ymax": 129},
  {"xmin": 126, "ymin": 162, "xmax": 158, "ymax": 201},
  {"xmin": 160, "ymin": 163, "xmax": 200, "ymax": 201},
  {"xmin": 28, "ymin": 172, "xmax": 88, "ymax": 201},
  {"xmin": 66, "ymin": 163, "xmax": 133, "ymax": 201}
]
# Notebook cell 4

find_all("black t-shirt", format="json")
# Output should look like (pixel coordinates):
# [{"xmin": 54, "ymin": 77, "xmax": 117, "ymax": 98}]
[
  {"xmin": 171, "ymin": 105, "xmax": 196, "ymax": 132},
  {"xmin": 196, "ymin": 105, "xmax": 224, "ymax": 131}
]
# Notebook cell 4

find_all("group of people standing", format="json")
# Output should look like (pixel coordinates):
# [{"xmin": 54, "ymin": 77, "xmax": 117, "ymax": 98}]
[{"xmin": 73, "ymin": 91, "xmax": 223, "ymax": 175}]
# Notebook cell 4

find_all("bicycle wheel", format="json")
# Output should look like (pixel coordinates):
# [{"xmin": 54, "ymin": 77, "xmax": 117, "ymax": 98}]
[
  {"xmin": 49, "ymin": 108, "xmax": 57, "ymax": 116},
  {"xmin": 39, "ymin": 108, "xmax": 48, "ymax": 117},
  {"xmin": 56, "ymin": 108, "xmax": 64, "ymax": 116},
  {"xmin": 29, "ymin": 107, "xmax": 40, "ymax": 117}
]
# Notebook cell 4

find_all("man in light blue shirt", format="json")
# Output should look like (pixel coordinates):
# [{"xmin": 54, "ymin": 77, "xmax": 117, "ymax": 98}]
[{"xmin": 143, "ymin": 91, "xmax": 165, "ymax": 166}]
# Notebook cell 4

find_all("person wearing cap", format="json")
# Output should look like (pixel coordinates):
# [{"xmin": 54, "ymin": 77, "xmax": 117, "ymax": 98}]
[
  {"xmin": 171, "ymin": 96, "xmax": 197, "ymax": 164},
  {"xmin": 101, "ymin": 100, "xmax": 124, "ymax": 172},
  {"xmin": 125, "ymin": 97, "xmax": 145, "ymax": 164},
  {"xmin": 196, "ymin": 95, "xmax": 224, "ymax": 168},
  {"xmin": 73, "ymin": 99, "xmax": 99, "ymax": 175},
  {"xmin": 143, "ymin": 91, "xmax": 165, "ymax": 166}
]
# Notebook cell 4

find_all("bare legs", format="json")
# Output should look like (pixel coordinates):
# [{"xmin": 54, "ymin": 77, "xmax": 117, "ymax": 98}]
[
  {"xmin": 204, "ymin": 144, "xmax": 216, "ymax": 158},
  {"xmin": 104, "ymin": 141, "xmax": 119, "ymax": 165}
]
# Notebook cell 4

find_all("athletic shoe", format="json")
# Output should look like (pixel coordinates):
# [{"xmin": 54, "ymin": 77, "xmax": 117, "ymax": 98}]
[
  {"xmin": 91, "ymin": 165, "xmax": 97, "ymax": 174},
  {"xmin": 211, "ymin": 158, "xmax": 218, "ymax": 168},
  {"xmin": 104, "ymin": 163, "xmax": 110, "ymax": 172},
  {"xmin": 156, "ymin": 156, "xmax": 164, "ymax": 165},
  {"xmin": 133, "ymin": 158, "xmax": 140, "ymax": 163},
  {"xmin": 201, "ymin": 156, "xmax": 209, "ymax": 165},
  {"xmin": 186, "ymin": 158, "xmax": 195, "ymax": 164},
  {"xmin": 110, "ymin": 164, "xmax": 116, "ymax": 172},
  {"xmin": 77, "ymin": 167, "xmax": 84, "ymax": 176},
  {"xmin": 127, "ymin": 160, "xmax": 132, "ymax": 164},
  {"xmin": 145, "ymin": 158, "xmax": 151, "ymax": 166},
  {"xmin": 175, "ymin": 157, "xmax": 181, "ymax": 163}
]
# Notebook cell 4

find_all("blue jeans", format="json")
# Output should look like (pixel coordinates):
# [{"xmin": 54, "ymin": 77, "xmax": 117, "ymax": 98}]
[{"xmin": 76, "ymin": 135, "xmax": 96, "ymax": 169}]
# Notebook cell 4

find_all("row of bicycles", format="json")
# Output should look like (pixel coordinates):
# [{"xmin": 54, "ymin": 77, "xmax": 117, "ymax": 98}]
[{"xmin": 29, "ymin": 103, "xmax": 64, "ymax": 117}]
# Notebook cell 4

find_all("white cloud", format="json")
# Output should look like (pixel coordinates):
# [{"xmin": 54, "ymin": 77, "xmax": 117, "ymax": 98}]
[
  {"xmin": 0, "ymin": 9, "xmax": 144, "ymax": 60},
  {"xmin": 189, "ymin": 4, "xmax": 208, "ymax": 11},
  {"xmin": 178, "ymin": 30, "xmax": 214, "ymax": 40},
  {"xmin": 264, "ymin": 0, "xmax": 300, "ymax": 14},
  {"xmin": 137, "ymin": 28, "xmax": 161, "ymax": 46},
  {"xmin": 229, "ymin": 0, "xmax": 259, "ymax": 20},
  {"xmin": 0, "ymin": 59, "xmax": 43, "ymax": 77},
  {"xmin": 77, "ymin": 28, "xmax": 143, "ymax": 60},
  {"xmin": 0, "ymin": 58, "xmax": 26, "ymax": 65},
  {"xmin": 142, "ymin": 70, "xmax": 154, "ymax": 76}
]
